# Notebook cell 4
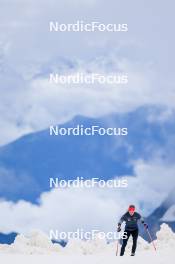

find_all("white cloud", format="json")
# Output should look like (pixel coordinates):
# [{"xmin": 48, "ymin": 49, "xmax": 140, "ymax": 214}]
[
  {"xmin": 0, "ymin": 159, "xmax": 174, "ymax": 234},
  {"xmin": 0, "ymin": 0, "xmax": 175, "ymax": 145},
  {"xmin": 0, "ymin": 54, "xmax": 175, "ymax": 146}
]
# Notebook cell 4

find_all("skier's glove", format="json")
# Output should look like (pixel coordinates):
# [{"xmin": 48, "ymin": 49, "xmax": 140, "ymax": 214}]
[
  {"xmin": 144, "ymin": 223, "xmax": 148, "ymax": 229},
  {"xmin": 117, "ymin": 224, "xmax": 121, "ymax": 232}
]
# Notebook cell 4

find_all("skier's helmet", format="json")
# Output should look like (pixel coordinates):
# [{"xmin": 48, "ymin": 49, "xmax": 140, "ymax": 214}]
[{"xmin": 128, "ymin": 205, "xmax": 135, "ymax": 212}]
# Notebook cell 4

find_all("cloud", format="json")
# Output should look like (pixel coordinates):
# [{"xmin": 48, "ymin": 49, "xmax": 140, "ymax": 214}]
[
  {"xmin": 0, "ymin": 0, "xmax": 175, "ymax": 145},
  {"xmin": 0, "ymin": 53, "xmax": 175, "ymax": 146},
  {"xmin": 0, "ymin": 159, "xmax": 174, "ymax": 234}
]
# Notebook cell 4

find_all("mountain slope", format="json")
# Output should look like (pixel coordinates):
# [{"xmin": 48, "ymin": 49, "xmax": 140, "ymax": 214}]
[
  {"xmin": 142, "ymin": 188, "xmax": 175, "ymax": 239},
  {"xmin": 0, "ymin": 106, "xmax": 175, "ymax": 203}
]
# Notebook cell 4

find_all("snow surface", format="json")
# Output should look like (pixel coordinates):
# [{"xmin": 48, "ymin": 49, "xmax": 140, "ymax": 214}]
[{"xmin": 0, "ymin": 224, "xmax": 175, "ymax": 263}]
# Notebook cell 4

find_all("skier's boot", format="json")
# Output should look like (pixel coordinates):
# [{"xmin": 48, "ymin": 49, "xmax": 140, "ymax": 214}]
[{"xmin": 131, "ymin": 253, "xmax": 135, "ymax": 256}]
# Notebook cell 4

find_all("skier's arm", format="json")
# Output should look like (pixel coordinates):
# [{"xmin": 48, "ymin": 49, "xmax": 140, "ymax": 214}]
[{"xmin": 117, "ymin": 214, "xmax": 125, "ymax": 232}]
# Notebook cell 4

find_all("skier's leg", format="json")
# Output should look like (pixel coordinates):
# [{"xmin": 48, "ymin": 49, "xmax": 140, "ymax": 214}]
[
  {"xmin": 120, "ymin": 231, "xmax": 130, "ymax": 256},
  {"xmin": 131, "ymin": 229, "xmax": 138, "ymax": 255}
]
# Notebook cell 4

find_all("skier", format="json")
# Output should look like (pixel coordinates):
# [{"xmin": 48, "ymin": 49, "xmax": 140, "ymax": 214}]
[{"xmin": 117, "ymin": 205, "xmax": 148, "ymax": 256}]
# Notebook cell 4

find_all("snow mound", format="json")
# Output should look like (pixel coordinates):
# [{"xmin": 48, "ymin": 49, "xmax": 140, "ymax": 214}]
[
  {"xmin": 64, "ymin": 233, "xmax": 107, "ymax": 255},
  {"xmin": 0, "ymin": 230, "xmax": 63, "ymax": 254},
  {"xmin": 156, "ymin": 223, "xmax": 175, "ymax": 249},
  {"xmin": 0, "ymin": 224, "xmax": 175, "ymax": 255}
]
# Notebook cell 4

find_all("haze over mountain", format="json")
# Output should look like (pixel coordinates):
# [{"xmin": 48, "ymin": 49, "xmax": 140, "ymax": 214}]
[
  {"xmin": 0, "ymin": 106, "xmax": 174, "ymax": 203},
  {"xmin": 144, "ymin": 187, "xmax": 175, "ymax": 239}
]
